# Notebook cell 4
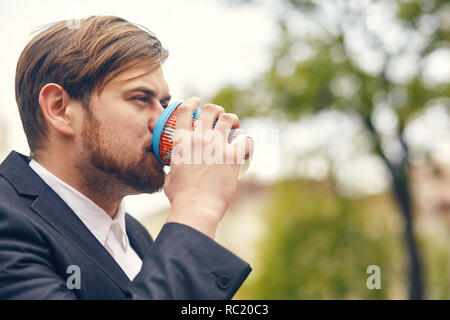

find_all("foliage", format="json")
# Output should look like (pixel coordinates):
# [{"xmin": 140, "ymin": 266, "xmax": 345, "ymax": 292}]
[
  {"xmin": 213, "ymin": 0, "xmax": 449, "ymax": 126},
  {"xmin": 240, "ymin": 179, "xmax": 403, "ymax": 299},
  {"xmin": 420, "ymin": 234, "xmax": 450, "ymax": 299}
]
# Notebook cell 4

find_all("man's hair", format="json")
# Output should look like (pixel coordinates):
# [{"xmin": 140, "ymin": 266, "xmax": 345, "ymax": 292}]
[{"xmin": 15, "ymin": 15, "xmax": 168, "ymax": 152}]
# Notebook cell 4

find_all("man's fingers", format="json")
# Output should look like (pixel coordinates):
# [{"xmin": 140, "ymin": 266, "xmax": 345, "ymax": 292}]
[
  {"xmin": 229, "ymin": 134, "xmax": 254, "ymax": 164},
  {"xmin": 214, "ymin": 112, "xmax": 240, "ymax": 136},
  {"xmin": 196, "ymin": 103, "xmax": 225, "ymax": 134},
  {"xmin": 175, "ymin": 97, "xmax": 200, "ymax": 131},
  {"xmin": 244, "ymin": 136, "xmax": 254, "ymax": 161},
  {"xmin": 170, "ymin": 100, "xmax": 251, "ymax": 167}
]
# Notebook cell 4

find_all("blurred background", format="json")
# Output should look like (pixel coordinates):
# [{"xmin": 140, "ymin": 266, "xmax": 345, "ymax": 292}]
[{"xmin": 0, "ymin": 0, "xmax": 449, "ymax": 299}]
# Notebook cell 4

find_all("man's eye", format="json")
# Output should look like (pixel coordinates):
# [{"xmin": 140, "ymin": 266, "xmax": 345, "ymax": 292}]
[
  {"xmin": 161, "ymin": 102, "xmax": 169, "ymax": 109},
  {"xmin": 134, "ymin": 96, "xmax": 150, "ymax": 103}
]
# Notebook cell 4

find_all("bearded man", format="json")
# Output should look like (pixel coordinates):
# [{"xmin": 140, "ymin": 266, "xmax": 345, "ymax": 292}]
[{"xmin": 0, "ymin": 15, "xmax": 252, "ymax": 299}]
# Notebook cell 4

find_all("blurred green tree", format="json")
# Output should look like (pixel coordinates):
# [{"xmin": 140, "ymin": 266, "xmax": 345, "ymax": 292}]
[
  {"xmin": 213, "ymin": 0, "xmax": 450, "ymax": 299},
  {"xmin": 240, "ymin": 179, "xmax": 402, "ymax": 299}
]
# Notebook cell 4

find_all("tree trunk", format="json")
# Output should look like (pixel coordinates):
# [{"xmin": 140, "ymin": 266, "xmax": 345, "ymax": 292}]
[
  {"xmin": 364, "ymin": 116, "xmax": 425, "ymax": 299},
  {"xmin": 387, "ymin": 161, "xmax": 424, "ymax": 300}
]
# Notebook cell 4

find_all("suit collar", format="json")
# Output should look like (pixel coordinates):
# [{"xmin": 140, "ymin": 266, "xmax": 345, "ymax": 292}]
[
  {"xmin": 0, "ymin": 151, "xmax": 45, "ymax": 196},
  {"xmin": 0, "ymin": 151, "xmax": 136, "ymax": 291}
]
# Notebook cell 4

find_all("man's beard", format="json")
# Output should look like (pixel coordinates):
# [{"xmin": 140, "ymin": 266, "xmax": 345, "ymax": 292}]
[{"xmin": 78, "ymin": 113, "xmax": 166, "ymax": 195}]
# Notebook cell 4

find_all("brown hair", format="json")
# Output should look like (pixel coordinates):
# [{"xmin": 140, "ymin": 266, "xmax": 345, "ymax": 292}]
[{"xmin": 15, "ymin": 15, "xmax": 168, "ymax": 152}]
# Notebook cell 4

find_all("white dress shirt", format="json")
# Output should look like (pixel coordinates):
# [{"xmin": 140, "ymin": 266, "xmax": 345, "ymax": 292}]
[{"xmin": 29, "ymin": 159, "xmax": 143, "ymax": 281}]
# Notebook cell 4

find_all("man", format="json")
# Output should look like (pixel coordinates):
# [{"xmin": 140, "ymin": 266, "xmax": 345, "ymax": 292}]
[{"xmin": 0, "ymin": 15, "xmax": 252, "ymax": 299}]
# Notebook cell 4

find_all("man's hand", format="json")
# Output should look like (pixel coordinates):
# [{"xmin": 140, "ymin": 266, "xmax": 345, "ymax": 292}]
[{"xmin": 163, "ymin": 97, "xmax": 253, "ymax": 239}]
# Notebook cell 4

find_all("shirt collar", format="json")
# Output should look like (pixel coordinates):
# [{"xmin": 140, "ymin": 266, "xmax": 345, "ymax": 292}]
[{"xmin": 28, "ymin": 159, "xmax": 127, "ymax": 246}]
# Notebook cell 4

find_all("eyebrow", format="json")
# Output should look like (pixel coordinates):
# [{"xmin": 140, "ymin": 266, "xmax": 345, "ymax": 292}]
[{"xmin": 125, "ymin": 86, "xmax": 171, "ymax": 102}]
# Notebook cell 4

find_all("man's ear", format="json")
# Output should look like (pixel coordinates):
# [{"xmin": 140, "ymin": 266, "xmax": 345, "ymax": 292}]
[{"xmin": 38, "ymin": 83, "xmax": 77, "ymax": 136}]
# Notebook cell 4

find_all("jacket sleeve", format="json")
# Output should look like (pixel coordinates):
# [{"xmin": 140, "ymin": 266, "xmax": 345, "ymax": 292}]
[
  {"xmin": 126, "ymin": 222, "xmax": 252, "ymax": 300},
  {"xmin": 0, "ymin": 202, "xmax": 78, "ymax": 299}
]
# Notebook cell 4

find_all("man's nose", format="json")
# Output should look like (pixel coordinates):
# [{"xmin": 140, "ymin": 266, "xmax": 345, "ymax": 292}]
[{"xmin": 148, "ymin": 102, "xmax": 164, "ymax": 133}]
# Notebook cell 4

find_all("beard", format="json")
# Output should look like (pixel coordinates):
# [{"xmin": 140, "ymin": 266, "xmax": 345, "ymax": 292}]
[{"xmin": 78, "ymin": 113, "xmax": 166, "ymax": 195}]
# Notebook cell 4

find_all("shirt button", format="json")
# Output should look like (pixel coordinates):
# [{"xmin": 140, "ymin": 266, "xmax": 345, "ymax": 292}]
[{"xmin": 215, "ymin": 272, "xmax": 232, "ymax": 290}]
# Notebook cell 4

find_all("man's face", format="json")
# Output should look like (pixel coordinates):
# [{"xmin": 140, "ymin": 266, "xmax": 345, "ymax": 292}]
[{"xmin": 77, "ymin": 63, "xmax": 171, "ymax": 195}]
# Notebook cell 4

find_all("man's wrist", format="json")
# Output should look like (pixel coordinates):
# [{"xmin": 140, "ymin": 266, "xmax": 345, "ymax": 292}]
[{"xmin": 166, "ymin": 201, "xmax": 222, "ymax": 239}]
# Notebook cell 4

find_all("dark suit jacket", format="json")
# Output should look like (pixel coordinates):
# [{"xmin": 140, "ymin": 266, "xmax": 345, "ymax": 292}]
[{"xmin": 0, "ymin": 151, "xmax": 251, "ymax": 299}]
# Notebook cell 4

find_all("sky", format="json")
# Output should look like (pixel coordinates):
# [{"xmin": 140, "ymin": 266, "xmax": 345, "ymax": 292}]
[{"xmin": 0, "ymin": 0, "xmax": 277, "ymax": 219}]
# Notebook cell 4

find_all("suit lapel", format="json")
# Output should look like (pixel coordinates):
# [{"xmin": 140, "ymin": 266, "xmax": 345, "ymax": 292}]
[
  {"xmin": 125, "ymin": 214, "xmax": 152, "ymax": 259},
  {"xmin": 30, "ymin": 186, "xmax": 132, "ymax": 290},
  {"xmin": 0, "ymin": 151, "xmax": 132, "ymax": 292}
]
